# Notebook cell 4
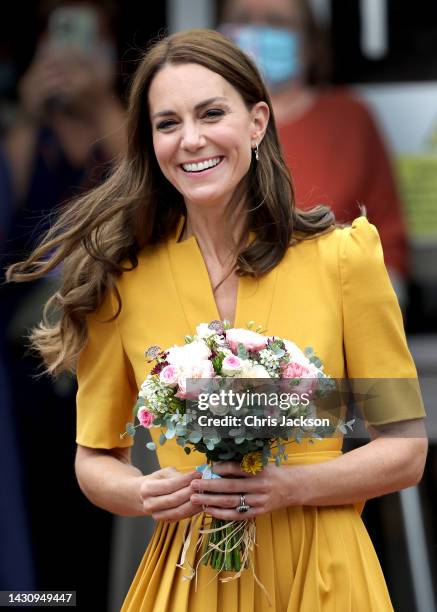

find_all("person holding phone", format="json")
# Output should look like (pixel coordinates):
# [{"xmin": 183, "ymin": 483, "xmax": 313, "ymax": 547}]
[{"xmin": 3, "ymin": 1, "xmax": 126, "ymax": 208}]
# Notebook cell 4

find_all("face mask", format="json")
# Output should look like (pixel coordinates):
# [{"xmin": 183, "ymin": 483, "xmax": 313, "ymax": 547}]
[{"xmin": 220, "ymin": 23, "xmax": 304, "ymax": 91}]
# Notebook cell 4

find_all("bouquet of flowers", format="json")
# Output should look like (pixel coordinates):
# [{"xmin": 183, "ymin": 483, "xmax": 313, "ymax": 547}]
[{"xmin": 121, "ymin": 320, "xmax": 337, "ymax": 594}]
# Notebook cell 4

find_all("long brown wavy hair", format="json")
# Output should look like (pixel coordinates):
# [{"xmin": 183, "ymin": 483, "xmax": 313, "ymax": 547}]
[{"xmin": 6, "ymin": 28, "xmax": 335, "ymax": 376}]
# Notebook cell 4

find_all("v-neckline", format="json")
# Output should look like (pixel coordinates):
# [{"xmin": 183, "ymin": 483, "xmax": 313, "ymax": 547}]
[{"xmin": 166, "ymin": 215, "xmax": 279, "ymax": 335}]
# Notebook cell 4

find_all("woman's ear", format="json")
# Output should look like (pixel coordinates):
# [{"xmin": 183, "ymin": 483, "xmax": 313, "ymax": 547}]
[{"xmin": 250, "ymin": 101, "xmax": 270, "ymax": 144}]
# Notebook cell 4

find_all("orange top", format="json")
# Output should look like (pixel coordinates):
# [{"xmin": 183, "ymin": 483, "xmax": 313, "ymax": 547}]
[{"xmin": 278, "ymin": 88, "xmax": 408, "ymax": 276}]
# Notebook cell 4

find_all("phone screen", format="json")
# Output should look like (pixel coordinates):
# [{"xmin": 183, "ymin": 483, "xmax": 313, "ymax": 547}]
[{"xmin": 48, "ymin": 6, "xmax": 99, "ymax": 54}]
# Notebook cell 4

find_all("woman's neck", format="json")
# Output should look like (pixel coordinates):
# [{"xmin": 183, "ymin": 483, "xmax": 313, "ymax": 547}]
[{"xmin": 182, "ymin": 202, "xmax": 247, "ymax": 268}]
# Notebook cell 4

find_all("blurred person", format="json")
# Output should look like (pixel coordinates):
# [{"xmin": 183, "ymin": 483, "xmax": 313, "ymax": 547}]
[
  {"xmin": 0, "ymin": 147, "xmax": 35, "ymax": 590},
  {"xmin": 219, "ymin": 0, "xmax": 409, "ymax": 304},
  {"xmin": 3, "ymin": 0, "xmax": 126, "ymax": 213},
  {"xmin": 0, "ymin": 1, "xmax": 125, "ymax": 598}
]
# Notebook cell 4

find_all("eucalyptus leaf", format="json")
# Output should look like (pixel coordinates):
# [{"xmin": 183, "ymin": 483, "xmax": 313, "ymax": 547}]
[
  {"xmin": 146, "ymin": 442, "xmax": 157, "ymax": 451},
  {"xmin": 126, "ymin": 423, "xmax": 136, "ymax": 437},
  {"xmin": 175, "ymin": 423, "xmax": 187, "ymax": 436},
  {"xmin": 237, "ymin": 343, "xmax": 248, "ymax": 359},
  {"xmin": 189, "ymin": 430, "xmax": 202, "ymax": 443}
]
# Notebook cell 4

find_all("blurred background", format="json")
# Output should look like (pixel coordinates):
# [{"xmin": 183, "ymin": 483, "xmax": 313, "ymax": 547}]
[{"xmin": 0, "ymin": 1, "xmax": 435, "ymax": 611}]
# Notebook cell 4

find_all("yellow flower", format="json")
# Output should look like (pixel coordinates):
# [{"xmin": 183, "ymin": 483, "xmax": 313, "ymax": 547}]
[{"xmin": 241, "ymin": 451, "xmax": 263, "ymax": 475}]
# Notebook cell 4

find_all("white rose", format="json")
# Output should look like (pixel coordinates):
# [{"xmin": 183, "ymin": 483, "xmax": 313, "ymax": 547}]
[
  {"xmin": 240, "ymin": 363, "xmax": 271, "ymax": 378},
  {"xmin": 195, "ymin": 323, "xmax": 216, "ymax": 339},
  {"xmin": 283, "ymin": 340, "xmax": 311, "ymax": 366},
  {"xmin": 166, "ymin": 340, "xmax": 211, "ymax": 368}
]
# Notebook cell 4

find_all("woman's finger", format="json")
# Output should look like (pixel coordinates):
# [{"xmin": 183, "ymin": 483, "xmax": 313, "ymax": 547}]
[
  {"xmin": 206, "ymin": 506, "xmax": 263, "ymax": 521},
  {"xmin": 151, "ymin": 499, "xmax": 201, "ymax": 522},
  {"xmin": 211, "ymin": 461, "xmax": 255, "ymax": 477},
  {"xmin": 190, "ymin": 492, "xmax": 263, "ymax": 509},
  {"xmin": 191, "ymin": 475, "xmax": 261, "ymax": 494},
  {"xmin": 144, "ymin": 470, "xmax": 201, "ymax": 497},
  {"xmin": 146, "ymin": 483, "xmax": 196, "ymax": 513}
]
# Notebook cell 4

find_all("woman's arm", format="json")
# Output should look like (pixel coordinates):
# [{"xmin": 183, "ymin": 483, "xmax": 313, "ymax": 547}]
[
  {"xmin": 75, "ymin": 445, "xmax": 203, "ymax": 519},
  {"xmin": 294, "ymin": 418, "xmax": 428, "ymax": 506},
  {"xmin": 189, "ymin": 419, "xmax": 428, "ymax": 519},
  {"xmin": 75, "ymin": 445, "xmax": 144, "ymax": 516}
]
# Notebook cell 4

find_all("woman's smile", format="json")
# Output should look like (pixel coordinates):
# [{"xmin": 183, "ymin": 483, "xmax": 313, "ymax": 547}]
[{"xmin": 180, "ymin": 155, "xmax": 225, "ymax": 175}]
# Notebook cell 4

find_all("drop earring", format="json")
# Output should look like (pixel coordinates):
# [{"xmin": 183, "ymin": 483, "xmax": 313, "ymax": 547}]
[{"xmin": 253, "ymin": 142, "xmax": 259, "ymax": 161}]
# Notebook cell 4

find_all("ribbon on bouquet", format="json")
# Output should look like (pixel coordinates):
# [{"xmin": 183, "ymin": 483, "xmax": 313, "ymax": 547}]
[{"xmin": 176, "ymin": 463, "xmax": 272, "ymax": 607}]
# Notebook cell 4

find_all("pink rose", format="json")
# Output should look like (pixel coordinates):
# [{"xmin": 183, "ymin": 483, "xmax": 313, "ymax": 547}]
[
  {"xmin": 159, "ymin": 365, "xmax": 179, "ymax": 387},
  {"xmin": 138, "ymin": 407, "xmax": 155, "ymax": 428},
  {"xmin": 281, "ymin": 361, "xmax": 319, "ymax": 395},
  {"xmin": 221, "ymin": 355, "xmax": 242, "ymax": 376},
  {"xmin": 225, "ymin": 328, "xmax": 268, "ymax": 353}
]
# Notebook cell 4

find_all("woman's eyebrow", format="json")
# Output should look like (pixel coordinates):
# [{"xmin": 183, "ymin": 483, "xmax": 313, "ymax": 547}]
[{"xmin": 151, "ymin": 97, "xmax": 229, "ymax": 119}]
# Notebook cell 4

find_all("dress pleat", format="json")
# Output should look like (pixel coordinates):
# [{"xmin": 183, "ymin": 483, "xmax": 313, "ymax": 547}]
[{"xmin": 121, "ymin": 449, "xmax": 394, "ymax": 611}]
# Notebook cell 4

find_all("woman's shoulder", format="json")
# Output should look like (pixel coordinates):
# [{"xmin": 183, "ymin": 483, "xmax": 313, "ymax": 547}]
[{"xmin": 286, "ymin": 215, "xmax": 385, "ymax": 275}]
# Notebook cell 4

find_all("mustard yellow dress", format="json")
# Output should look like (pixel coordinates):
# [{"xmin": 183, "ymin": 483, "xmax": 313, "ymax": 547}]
[{"xmin": 76, "ymin": 216, "xmax": 425, "ymax": 611}]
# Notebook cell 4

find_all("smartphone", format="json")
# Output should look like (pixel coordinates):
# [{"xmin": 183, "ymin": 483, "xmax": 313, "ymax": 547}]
[{"xmin": 47, "ymin": 6, "xmax": 99, "ymax": 54}]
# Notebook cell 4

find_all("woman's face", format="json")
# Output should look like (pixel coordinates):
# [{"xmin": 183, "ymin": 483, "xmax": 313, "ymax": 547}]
[{"xmin": 148, "ymin": 62, "xmax": 268, "ymax": 211}]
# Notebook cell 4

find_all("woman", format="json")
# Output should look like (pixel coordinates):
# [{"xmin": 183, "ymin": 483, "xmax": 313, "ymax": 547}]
[
  {"xmin": 7, "ymin": 29, "xmax": 427, "ymax": 611},
  {"xmin": 218, "ymin": 0, "xmax": 409, "ymax": 302}
]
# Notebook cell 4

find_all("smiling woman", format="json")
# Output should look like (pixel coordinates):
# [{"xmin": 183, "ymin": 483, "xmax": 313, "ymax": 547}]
[
  {"xmin": 5, "ymin": 28, "xmax": 427, "ymax": 612},
  {"xmin": 149, "ymin": 64, "xmax": 269, "ymax": 214}
]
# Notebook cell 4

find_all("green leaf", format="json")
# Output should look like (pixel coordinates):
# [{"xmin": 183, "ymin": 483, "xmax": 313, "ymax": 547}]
[
  {"xmin": 134, "ymin": 398, "xmax": 146, "ymax": 413},
  {"xmin": 125, "ymin": 423, "xmax": 136, "ymax": 437},
  {"xmin": 175, "ymin": 423, "xmax": 187, "ymax": 436},
  {"xmin": 146, "ymin": 442, "xmax": 156, "ymax": 451},
  {"xmin": 218, "ymin": 450, "xmax": 235, "ymax": 460},
  {"xmin": 159, "ymin": 432, "xmax": 166, "ymax": 445},
  {"xmin": 237, "ymin": 343, "xmax": 248, "ymax": 359},
  {"xmin": 189, "ymin": 430, "xmax": 202, "ymax": 443},
  {"xmin": 165, "ymin": 428, "xmax": 175, "ymax": 439}
]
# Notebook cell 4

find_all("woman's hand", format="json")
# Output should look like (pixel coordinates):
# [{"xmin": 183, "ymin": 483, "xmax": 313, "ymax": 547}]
[
  {"xmin": 140, "ymin": 467, "xmax": 204, "ymax": 523},
  {"xmin": 189, "ymin": 461, "xmax": 301, "ymax": 520}
]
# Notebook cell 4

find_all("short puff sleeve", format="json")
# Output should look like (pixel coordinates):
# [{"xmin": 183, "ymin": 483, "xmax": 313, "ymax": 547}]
[
  {"xmin": 76, "ymin": 287, "xmax": 137, "ymax": 448},
  {"xmin": 340, "ymin": 216, "xmax": 426, "ymax": 425}
]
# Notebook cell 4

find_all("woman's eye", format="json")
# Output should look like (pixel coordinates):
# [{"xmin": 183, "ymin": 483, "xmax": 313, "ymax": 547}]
[
  {"xmin": 156, "ymin": 119, "xmax": 177, "ymax": 130},
  {"xmin": 204, "ymin": 108, "xmax": 225, "ymax": 120}
]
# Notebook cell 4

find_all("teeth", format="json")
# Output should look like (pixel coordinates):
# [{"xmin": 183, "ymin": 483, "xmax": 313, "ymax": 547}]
[{"xmin": 182, "ymin": 157, "xmax": 221, "ymax": 172}]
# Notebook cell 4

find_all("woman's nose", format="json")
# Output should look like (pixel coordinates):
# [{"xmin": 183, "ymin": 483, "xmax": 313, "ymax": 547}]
[{"xmin": 181, "ymin": 123, "xmax": 206, "ymax": 151}]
